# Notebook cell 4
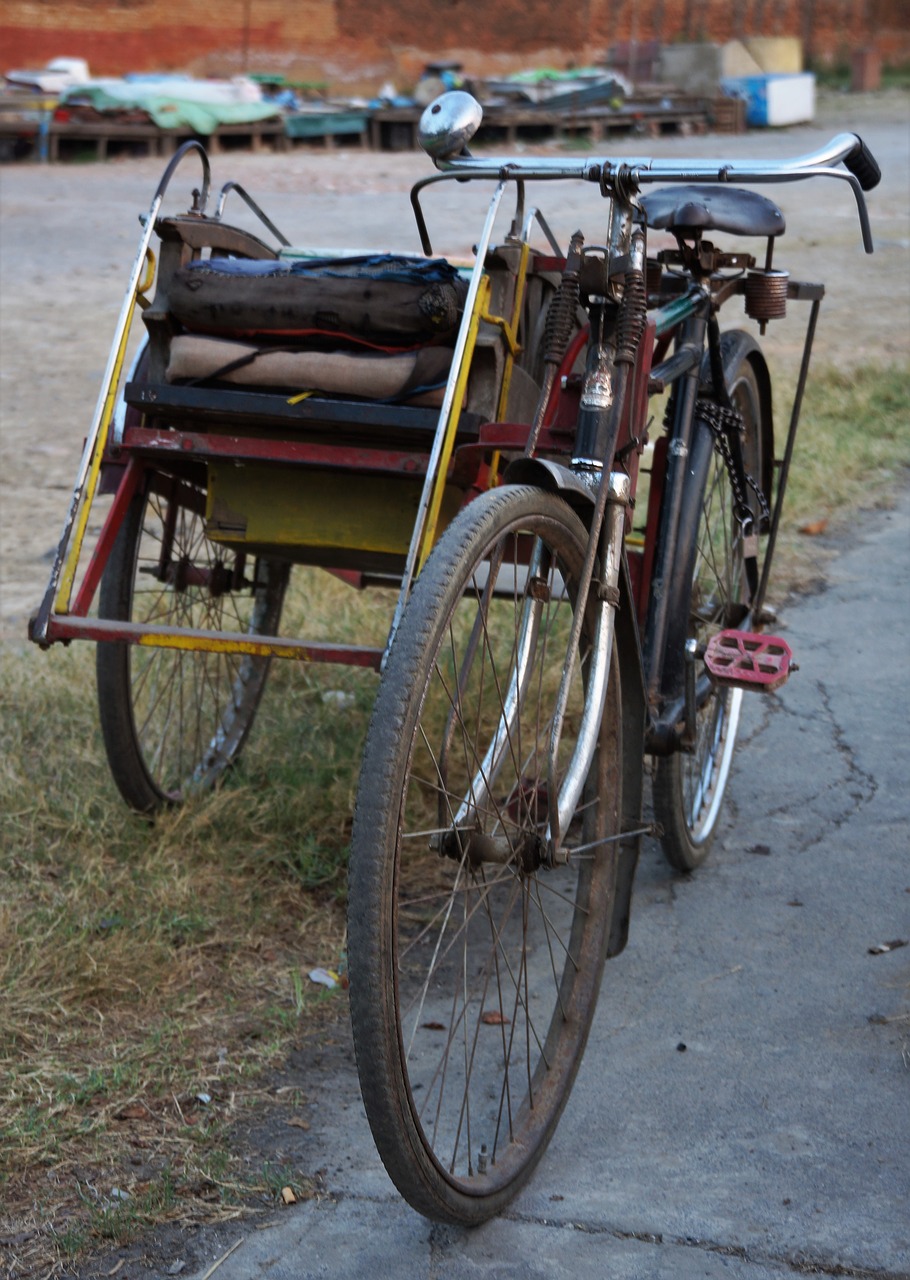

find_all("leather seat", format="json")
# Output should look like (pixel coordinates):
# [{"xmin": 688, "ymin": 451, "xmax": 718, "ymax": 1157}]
[{"xmin": 640, "ymin": 184, "xmax": 785, "ymax": 238}]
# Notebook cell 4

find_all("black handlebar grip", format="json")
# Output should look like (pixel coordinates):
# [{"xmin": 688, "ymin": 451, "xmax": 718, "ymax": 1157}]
[{"xmin": 845, "ymin": 136, "xmax": 882, "ymax": 191}]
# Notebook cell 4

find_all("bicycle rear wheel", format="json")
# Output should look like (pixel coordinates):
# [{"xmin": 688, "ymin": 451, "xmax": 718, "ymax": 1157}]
[
  {"xmin": 348, "ymin": 484, "xmax": 622, "ymax": 1225},
  {"xmin": 653, "ymin": 345, "xmax": 766, "ymax": 871},
  {"xmin": 96, "ymin": 476, "xmax": 288, "ymax": 812}
]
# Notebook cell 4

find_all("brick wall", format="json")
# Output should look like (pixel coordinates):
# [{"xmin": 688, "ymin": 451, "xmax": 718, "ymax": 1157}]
[{"xmin": 2, "ymin": 0, "xmax": 907, "ymax": 88}]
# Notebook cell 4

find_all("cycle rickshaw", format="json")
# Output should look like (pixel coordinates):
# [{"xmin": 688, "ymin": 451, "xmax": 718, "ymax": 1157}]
[{"xmin": 30, "ymin": 92, "xmax": 879, "ymax": 1224}]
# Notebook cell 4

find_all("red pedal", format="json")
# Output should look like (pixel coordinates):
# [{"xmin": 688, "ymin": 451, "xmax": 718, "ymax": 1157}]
[{"xmin": 703, "ymin": 630, "xmax": 794, "ymax": 692}]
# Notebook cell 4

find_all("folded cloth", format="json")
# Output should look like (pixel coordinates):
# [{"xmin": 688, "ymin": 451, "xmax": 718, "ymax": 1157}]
[{"xmin": 166, "ymin": 334, "xmax": 454, "ymax": 400}]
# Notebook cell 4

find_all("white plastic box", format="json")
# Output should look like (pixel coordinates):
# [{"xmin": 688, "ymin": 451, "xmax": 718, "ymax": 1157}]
[{"xmin": 721, "ymin": 73, "xmax": 816, "ymax": 126}]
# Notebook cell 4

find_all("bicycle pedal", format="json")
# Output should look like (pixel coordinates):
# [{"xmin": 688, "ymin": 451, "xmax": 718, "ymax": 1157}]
[{"xmin": 703, "ymin": 629, "xmax": 795, "ymax": 692}]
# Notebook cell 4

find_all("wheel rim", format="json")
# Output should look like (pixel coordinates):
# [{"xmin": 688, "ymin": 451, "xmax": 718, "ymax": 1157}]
[
  {"xmin": 123, "ymin": 482, "xmax": 282, "ymax": 802},
  {"xmin": 679, "ymin": 371, "xmax": 760, "ymax": 845},
  {"xmin": 390, "ymin": 505, "xmax": 619, "ymax": 1196}
]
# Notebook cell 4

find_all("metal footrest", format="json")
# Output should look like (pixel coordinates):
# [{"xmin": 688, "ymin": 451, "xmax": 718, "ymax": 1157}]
[{"xmin": 703, "ymin": 629, "xmax": 794, "ymax": 692}]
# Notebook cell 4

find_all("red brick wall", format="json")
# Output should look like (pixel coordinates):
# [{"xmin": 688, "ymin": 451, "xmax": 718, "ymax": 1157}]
[{"xmin": 2, "ymin": 0, "xmax": 907, "ymax": 86}]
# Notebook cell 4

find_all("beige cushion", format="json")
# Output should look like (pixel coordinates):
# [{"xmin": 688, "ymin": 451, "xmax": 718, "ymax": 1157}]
[{"xmin": 166, "ymin": 334, "xmax": 453, "ymax": 401}]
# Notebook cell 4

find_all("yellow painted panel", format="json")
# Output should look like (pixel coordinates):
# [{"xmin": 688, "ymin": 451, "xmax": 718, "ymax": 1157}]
[{"xmin": 206, "ymin": 465, "xmax": 462, "ymax": 556}]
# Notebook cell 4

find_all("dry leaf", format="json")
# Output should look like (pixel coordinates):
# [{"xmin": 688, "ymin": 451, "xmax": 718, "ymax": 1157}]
[
  {"xmin": 481, "ymin": 1010, "xmax": 510, "ymax": 1025},
  {"xmin": 799, "ymin": 518, "xmax": 828, "ymax": 536},
  {"xmin": 285, "ymin": 1116, "xmax": 310, "ymax": 1130}
]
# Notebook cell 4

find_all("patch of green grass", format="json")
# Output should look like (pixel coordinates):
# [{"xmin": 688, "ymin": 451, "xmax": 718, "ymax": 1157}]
[
  {"xmin": 767, "ymin": 362, "xmax": 910, "ymax": 591},
  {"xmin": 786, "ymin": 364, "xmax": 910, "ymax": 513},
  {"xmin": 80, "ymin": 1170, "xmax": 180, "ymax": 1242}
]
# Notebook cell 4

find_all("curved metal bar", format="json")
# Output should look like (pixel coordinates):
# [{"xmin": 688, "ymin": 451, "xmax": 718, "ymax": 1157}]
[
  {"xmin": 385, "ymin": 180, "xmax": 509, "ymax": 661},
  {"xmin": 33, "ymin": 145, "xmax": 214, "ymax": 642},
  {"xmin": 426, "ymin": 134, "xmax": 875, "ymax": 253},
  {"xmin": 432, "ymin": 132, "xmax": 871, "ymax": 183},
  {"xmin": 152, "ymin": 138, "xmax": 211, "ymax": 213},
  {"xmin": 703, "ymin": 166, "xmax": 874, "ymax": 253},
  {"xmin": 409, "ymin": 172, "xmax": 476, "ymax": 255},
  {"xmin": 214, "ymin": 181, "xmax": 291, "ymax": 246},
  {"xmin": 521, "ymin": 206, "xmax": 563, "ymax": 257}
]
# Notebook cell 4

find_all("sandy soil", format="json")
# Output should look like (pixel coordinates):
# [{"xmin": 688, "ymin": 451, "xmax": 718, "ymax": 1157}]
[{"xmin": 1, "ymin": 88, "xmax": 907, "ymax": 643}]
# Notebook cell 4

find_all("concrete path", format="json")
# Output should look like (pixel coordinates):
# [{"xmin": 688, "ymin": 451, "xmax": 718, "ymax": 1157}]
[{"xmin": 182, "ymin": 493, "xmax": 910, "ymax": 1279}]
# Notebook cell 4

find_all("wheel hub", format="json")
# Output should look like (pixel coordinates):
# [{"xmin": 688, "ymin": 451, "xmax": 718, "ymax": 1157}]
[{"xmin": 437, "ymin": 826, "xmax": 547, "ymax": 875}]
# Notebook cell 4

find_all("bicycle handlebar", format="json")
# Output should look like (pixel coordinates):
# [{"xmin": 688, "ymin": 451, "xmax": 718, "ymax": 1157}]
[
  {"xmin": 417, "ymin": 92, "xmax": 881, "ymax": 250},
  {"xmin": 432, "ymin": 131, "xmax": 880, "ymax": 189}
]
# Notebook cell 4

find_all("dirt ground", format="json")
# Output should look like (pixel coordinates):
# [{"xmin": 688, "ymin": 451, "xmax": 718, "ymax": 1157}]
[{"xmin": 1, "ymin": 88, "xmax": 908, "ymax": 641}]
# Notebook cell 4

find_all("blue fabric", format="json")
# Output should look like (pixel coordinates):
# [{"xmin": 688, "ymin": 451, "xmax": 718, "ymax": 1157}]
[
  {"xmin": 184, "ymin": 254, "xmax": 458, "ymax": 284},
  {"xmin": 185, "ymin": 259, "xmax": 291, "ymax": 276},
  {"xmin": 289, "ymin": 255, "xmax": 458, "ymax": 284}
]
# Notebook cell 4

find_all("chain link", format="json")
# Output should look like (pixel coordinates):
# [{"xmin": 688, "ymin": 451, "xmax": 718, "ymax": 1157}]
[{"xmin": 695, "ymin": 399, "xmax": 770, "ymax": 531}]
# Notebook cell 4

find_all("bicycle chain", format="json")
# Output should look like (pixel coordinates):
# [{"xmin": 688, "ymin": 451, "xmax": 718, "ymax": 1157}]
[{"xmin": 695, "ymin": 399, "xmax": 770, "ymax": 533}]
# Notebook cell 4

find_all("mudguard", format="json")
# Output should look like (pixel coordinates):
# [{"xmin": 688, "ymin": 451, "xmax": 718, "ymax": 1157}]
[
  {"xmin": 608, "ymin": 557, "xmax": 647, "ymax": 958},
  {"xmin": 501, "ymin": 461, "xmax": 646, "ymax": 958}
]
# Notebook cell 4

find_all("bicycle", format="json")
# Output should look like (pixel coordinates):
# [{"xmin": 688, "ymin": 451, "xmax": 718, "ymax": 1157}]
[{"xmin": 345, "ymin": 91, "xmax": 880, "ymax": 1225}]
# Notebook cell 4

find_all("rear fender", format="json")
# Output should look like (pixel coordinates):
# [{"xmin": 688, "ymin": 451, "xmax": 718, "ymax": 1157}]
[
  {"xmin": 502, "ymin": 461, "xmax": 646, "ymax": 957},
  {"xmin": 608, "ymin": 558, "xmax": 646, "ymax": 958}
]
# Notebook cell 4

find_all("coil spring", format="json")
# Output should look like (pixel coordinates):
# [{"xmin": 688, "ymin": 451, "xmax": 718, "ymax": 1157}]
[
  {"xmin": 744, "ymin": 269, "xmax": 789, "ymax": 323},
  {"xmin": 544, "ymin": 231, "xmax": 583, "ymax": 365},
  {"xmin": 615, "ymin": 267, "xmax": 647, "ymax": 365}
]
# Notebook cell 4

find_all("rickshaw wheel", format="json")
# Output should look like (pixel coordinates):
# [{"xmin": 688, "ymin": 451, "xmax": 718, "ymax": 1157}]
[{"xmin": 96, "ymin": 475, "xmax": 288, "ymax": 812}]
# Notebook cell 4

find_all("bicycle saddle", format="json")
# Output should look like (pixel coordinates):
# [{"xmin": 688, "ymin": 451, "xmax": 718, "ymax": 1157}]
[{"xmin": 640, "ymin": 184, "xmax": 785, "ymax": 238}]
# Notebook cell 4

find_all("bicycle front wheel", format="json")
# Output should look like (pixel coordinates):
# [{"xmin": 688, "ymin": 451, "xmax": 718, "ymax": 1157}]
[
  {"xmin": 348, "ymin": 485, "xmax": 622, "ymax": 1225},
  {"xmin": 653, "ymin": 346, "xmax": 765, "ymax": 871},
  {"xmin": 96, "ymin": 477, "xmax": 288, "ymax": 812}
]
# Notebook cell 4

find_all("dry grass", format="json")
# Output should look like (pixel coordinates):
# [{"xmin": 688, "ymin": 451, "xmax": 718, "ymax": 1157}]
[
  {"xmin": 0, "ymin": 571, "xmax": 389, "ymax": 1277},
  {"xmin": 1, "ymin": 361, "xmax": 907, "ymax": 1277}
]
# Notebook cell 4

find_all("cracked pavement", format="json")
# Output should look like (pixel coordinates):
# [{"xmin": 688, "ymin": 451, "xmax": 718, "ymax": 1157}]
[{"xmin": 180, "ymin": 498, "xmax": 909, "ymax": 1279}]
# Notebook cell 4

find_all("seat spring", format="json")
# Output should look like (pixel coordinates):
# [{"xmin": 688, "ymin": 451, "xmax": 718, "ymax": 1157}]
[{"xmin": 744, "ymin": 269, "xmax": 789, "ymax": 323}]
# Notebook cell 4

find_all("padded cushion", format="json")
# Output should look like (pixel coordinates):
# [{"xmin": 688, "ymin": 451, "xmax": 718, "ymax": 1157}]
[
  {"xmin": 641, "ymin": 185, "xmax": 785, "ymax": 238},
  {"xmin": 168, "ymin": 253, "xmax": 469, "ymax": 344},
  {"xmin": 166, "ymin": 334, "xmax": 453, "ymax": 403}
]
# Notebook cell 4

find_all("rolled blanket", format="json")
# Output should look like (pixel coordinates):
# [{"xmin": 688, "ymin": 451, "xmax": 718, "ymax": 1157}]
[
  {"xmin": 168, "ymin": 253, "xmax": 469, "ymax": 344},
  {"xmin": 166, "ymin": 334, "xmax": 454, "ymax": 401}
]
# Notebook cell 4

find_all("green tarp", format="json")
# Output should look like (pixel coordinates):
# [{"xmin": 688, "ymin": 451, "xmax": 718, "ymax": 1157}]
[{"xmin": 60, "ymin": 85, "xmax": 280, "ymax": 134}]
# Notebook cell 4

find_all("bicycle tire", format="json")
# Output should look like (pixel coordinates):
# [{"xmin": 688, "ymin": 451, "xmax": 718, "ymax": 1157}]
[
  {"xmin": 348, "ymin": 484, "xmax": 623, "ymax": 1225},
  {"xmin": 96, "ymin": 477, "xmax": 288, "ymax": 812},
  {"xmin": 653, "ymin": 342, "xmax": 766, "ymax": 871}
]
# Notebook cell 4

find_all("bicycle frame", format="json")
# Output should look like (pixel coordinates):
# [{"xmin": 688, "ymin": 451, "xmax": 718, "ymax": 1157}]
[{"xmin": 410, "ymin": 94, "xmax": 877, "ymax": 865}]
